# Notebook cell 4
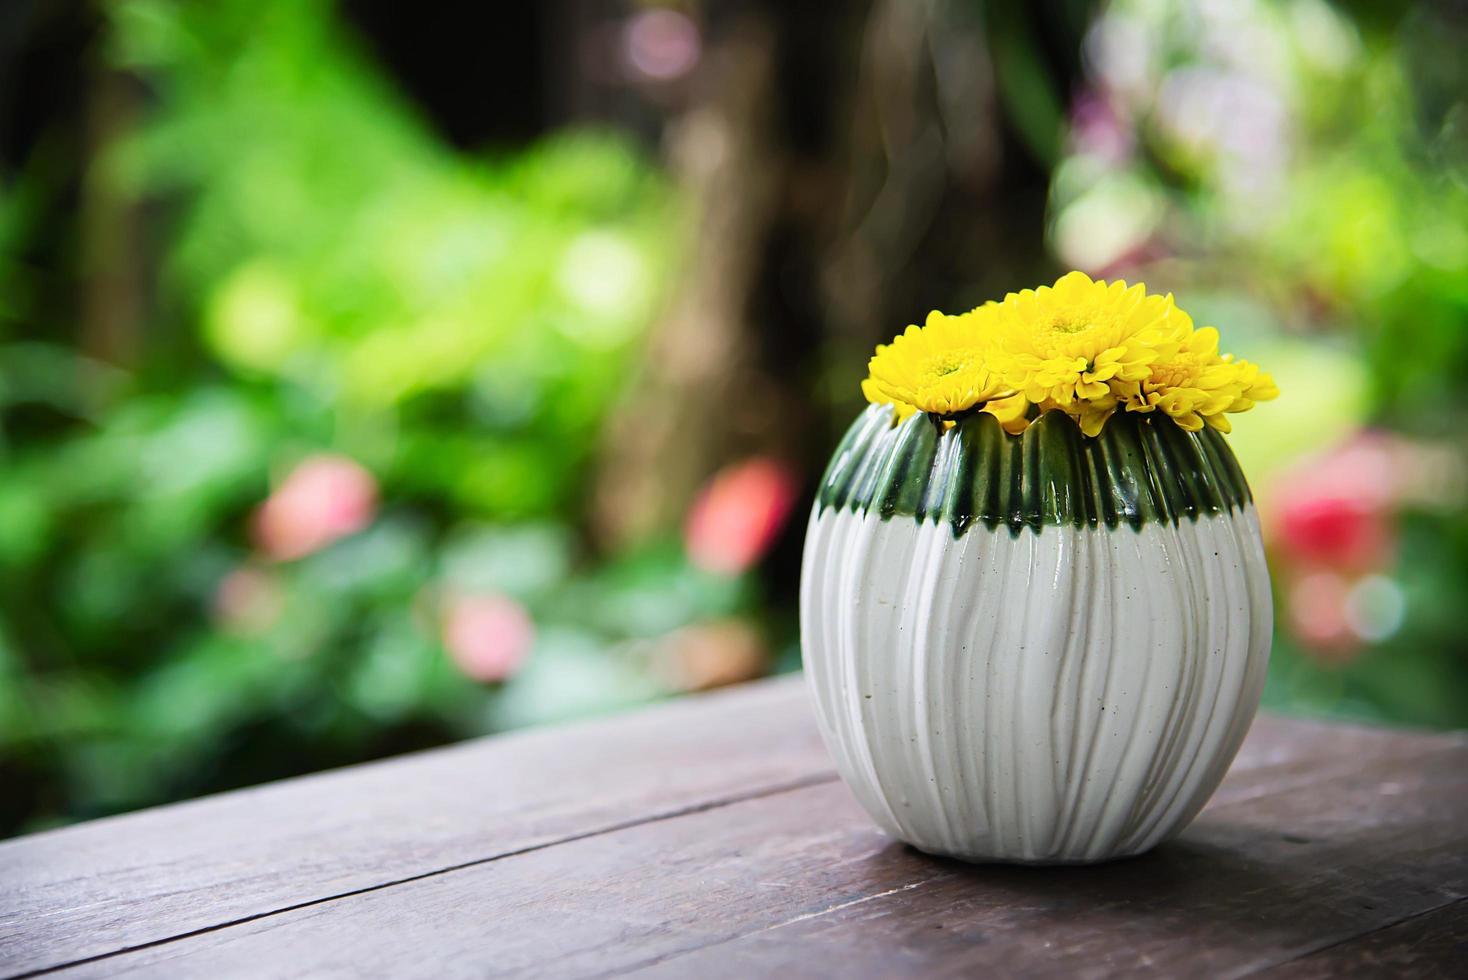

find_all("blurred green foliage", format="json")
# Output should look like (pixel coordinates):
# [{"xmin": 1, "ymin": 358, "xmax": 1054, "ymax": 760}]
[
  {"xmin": 0, "ymin": 0, "xmax": 770, "ymax": 834},
  {"xmin": 1050, "ymin": 0, "xmax": 1468, "ymax": 727},
  {"xmin": 3, "ymin": 0, "xmax": 1466, "ymax": 837}
]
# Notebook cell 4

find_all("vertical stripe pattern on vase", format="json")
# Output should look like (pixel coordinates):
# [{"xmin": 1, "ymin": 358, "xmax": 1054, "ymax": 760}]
[{"xmin": 799, "ymin": 407, "xmax": 1273, "ymax": 864}]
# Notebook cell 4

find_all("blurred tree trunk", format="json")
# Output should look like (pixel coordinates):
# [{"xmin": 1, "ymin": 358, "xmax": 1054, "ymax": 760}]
[
  {"xmin": 593, "ymin": 0, "xmax": 1084, "ymax": 553},
  {"xmin": 593, "ymin": 11, "xmax": 793, "ymax": 548},
  {"xmin": 80, "ymin": 66, "xmax": 145, "ymax": 368}
]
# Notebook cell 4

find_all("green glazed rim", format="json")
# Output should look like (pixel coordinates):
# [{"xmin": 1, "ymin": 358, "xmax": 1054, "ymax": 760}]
[{"xmin": 816, "ymin": 404, "xmax": 1253, "ymax": 536}]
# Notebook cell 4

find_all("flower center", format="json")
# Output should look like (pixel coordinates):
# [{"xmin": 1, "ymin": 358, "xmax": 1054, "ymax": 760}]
[
  {"xmin": 1025, "ymin": 306, "xmax": 1133, "ymax": 363},
  {"xmin": 931, "ymin": 355, "xmax": 965, "ymax": 377},
  {"xmin": 920, "ymin": 350, "xmax": 984, "ymax": 384},
  {"xmin": 1046, "ymin": 315, "xmax": 1090, "ymax": 335}
]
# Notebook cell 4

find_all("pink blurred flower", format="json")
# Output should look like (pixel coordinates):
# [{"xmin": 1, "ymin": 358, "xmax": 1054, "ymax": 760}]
[
  {"xmin": 254, "ymin": 454, "xmax": 377, "ymax": 561},
  {"xmin": 1288, "ymin": 570, "xmax": 1357, "ymax": 661},
  {"xmin": 684, "ymin": 457, "xmax": 799, "ymax": 575},
  {"xmin": 213, "ymin": 565, "xmax": 284, "ymax": 635},
  {"xmin": 1280, "ymin": 431, "xmax": 1411, "ymax": 510},
  {"xmin": 1070, "ymin": 92, "xmax": 1133, "ymax": 163},
  {"xmin": 442, "ymin": 592, "xmax": 534, "ymax": 683},
  {"xmin": 1284, "ymin": 568, "xmax": 1407, "ymax": 665},
  {"xmin": 623, "ymin": 8, "xmax": 701, "ymax": 83}
]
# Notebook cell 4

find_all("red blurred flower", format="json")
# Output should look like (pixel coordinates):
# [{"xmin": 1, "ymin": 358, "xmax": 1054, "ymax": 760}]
[
  {"xmin": 1264, "ymin": 429, "xmax": 1442, "ymax": 659},
  {"xmin": 684, "ymin": 457, "xmax": 799, "ymax": 575},
  {"xmin": 254, "ymin": 454, "xmax": 377, "ymax": 561},
  {"xmin": 1275, "ymin": 496, "xmax": 1390, "ymax": 572},
  {"xmin": 1268, "ymin": 431, "xmax": 1407, "ymax": 574},
  {"xmin": 442, "ymin": 592, "xmax": 534, "ymax": 683}
]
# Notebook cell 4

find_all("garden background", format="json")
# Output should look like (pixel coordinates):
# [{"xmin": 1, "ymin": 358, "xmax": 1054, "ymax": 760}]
[{"xmin": 2, "ymin": 0, "xmax": 1465, "ymax": 836}]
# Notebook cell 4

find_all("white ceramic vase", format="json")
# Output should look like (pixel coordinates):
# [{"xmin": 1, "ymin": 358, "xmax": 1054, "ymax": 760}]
[{"xmin": 800, "ymin": 405, "xmax": 1273, "ymax": 864}]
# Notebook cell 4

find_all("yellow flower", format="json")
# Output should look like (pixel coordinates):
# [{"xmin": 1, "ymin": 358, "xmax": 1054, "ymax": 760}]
[
  {"xmin": 861, "ymin": 310, "xmax": 1012, "ymax": 421},
  {"xmin": 1121, "ymin": 325, "xmax": 1255, "ymax": 432},
  {"xmin": 974, "ymin": 271, "xmax": 1183, "ymax": 434},
  {"xmin": 860, "ymin": 271, "xmax": 1277, "ymax": 436}
]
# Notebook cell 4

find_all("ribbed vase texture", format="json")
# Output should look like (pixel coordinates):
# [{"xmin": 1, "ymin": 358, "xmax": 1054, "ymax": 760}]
[{"xmin": 800, "ymin": 406, "xmax": 1273, "ymax": 864}]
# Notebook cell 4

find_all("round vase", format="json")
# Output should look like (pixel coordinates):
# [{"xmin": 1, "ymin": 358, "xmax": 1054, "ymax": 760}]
[{"xmin": 799, "ymin": 405, "xmax": 1273, "ymax": 864}]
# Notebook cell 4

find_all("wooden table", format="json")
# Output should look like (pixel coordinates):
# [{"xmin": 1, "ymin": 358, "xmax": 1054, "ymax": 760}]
[{"xmin": 2, "ymin": 676, "xmax": 1464, "ymax": 978}]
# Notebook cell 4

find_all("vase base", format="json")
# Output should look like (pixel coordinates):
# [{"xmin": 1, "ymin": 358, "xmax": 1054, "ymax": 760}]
[{"xmin": 902, "ymin": 840, "xmax": 1158, "ymax": 867}]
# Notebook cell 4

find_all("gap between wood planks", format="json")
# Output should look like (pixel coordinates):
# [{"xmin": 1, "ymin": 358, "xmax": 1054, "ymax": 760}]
[
  {"xmin": 0, "ymin": 675, "xmax": 826, "ymax": 977},
  {"xmin": 33, "ymin": 737, "xmax": 1466, "ymax": 979},
  {"xmin": 582, "ymin": 740, "xmax": 1467, "ymax": 979},
  {"xmin": 7, "ymin": 772, "xmax": 839, "ymax": 980},
  {"xmin": 1240, "ymin": 897, "xmax": 1468, "ymax": 979}
]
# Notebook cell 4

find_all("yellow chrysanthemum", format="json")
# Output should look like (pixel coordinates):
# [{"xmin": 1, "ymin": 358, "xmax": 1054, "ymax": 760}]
[
  {"xmin": 1120, "ymin": 324, "xmax": 1277, "ymax": 433},
  {"xmin": 861, "ymin": 271, "xmax": 1277, "ymax": 436},
  {"xmin": 860, "ymin": 310, "xmax": 1012, "ymax": 421},
  {"xmin": 972, "ymin": 271, "xmax": 1184, "ymax": 435}
]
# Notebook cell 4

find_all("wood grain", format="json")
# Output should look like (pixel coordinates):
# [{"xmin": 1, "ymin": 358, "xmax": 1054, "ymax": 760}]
[
  {"xmin": 25, "ymin": 703, "xmax": 1463, "ymax": 980},
  {"xmin": 0, "ymin": 678, "xmax": 831, "ymax": 977},
  {"xmin": 623, "ymin": 743, "xmax": 1467, "ymax": 979}
]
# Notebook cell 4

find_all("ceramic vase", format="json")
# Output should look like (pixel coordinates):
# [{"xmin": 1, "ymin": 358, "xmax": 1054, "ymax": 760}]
[{"xmin": 800, "ymin": 405, "xmax": 1273, "ymax": 864}]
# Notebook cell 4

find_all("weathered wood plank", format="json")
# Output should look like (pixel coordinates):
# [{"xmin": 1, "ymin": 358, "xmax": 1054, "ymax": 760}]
[
  {"xmin": 623, "ymin": 743, "xmax": 1467, "ymax": 980},
  {"xmin": 39, "ymin": 715, "xmax": 1465, "ymax": 979},
  {"xmin": 0, "ymin": 678, "xmax": 831, "ymax": 978},
  {"xmin": 1252, "ymin": 899, "xmax": 1468, "ymax": 979}
]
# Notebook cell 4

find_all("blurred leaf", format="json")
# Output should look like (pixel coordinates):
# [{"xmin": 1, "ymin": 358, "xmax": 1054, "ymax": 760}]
[
  {"xmin": 489, "ymin": 627, "xmax": 663, "ymax": 730},
  {"xmin": 440, "ymin": 523, "xmax": 573, "ymax": 601}
]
